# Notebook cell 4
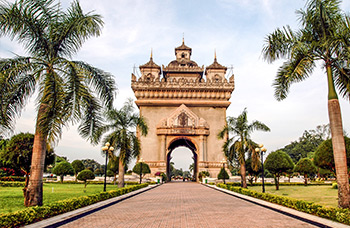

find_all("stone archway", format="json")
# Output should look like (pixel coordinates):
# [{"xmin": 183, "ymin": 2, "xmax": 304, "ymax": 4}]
[
  {"xmin": 166, "ymin": 137, "xmax": 198, "ymax": 182},
  {"xmin": 131, "ymin": 40, "xmax": 235, "ymax": 180}
]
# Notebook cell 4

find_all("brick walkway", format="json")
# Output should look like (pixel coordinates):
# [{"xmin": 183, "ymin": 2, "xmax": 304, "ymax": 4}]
[{"xmin": 60, "ymin": 182, "xmax": 317, "ymax": 228}]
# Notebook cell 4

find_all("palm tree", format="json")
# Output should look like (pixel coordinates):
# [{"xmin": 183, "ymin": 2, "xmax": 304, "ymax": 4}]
[
  {"xmin": 0, "ymin": 0, "xmax": 116, "ymax": 206},
  {"xmin": 98, "ymin": 99, "xmax": 148, "ymax": 188},
  {"xmin": 218, "ymin": 108, "xmax": 270, "ymax": 188},
  {"xmin": 262, "ymin": 0, "xmax": 350, "ymax": 208}
]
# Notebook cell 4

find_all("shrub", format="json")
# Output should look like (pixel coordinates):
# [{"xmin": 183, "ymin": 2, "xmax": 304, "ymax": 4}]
[
  {"xmin": 332, "ymin": 183, "xmax": 338, "ymax": 189},
  {"xmin": 216, "ymin": 183, "xmax": 350, "ymax": 225},
  {"xmin": 52, "ymin": 162, "xmax": 74, "ymax": 183},
  {"xmin": 77, "ymin": 170, "xmax": 95, "ymax": 188},
  {"xmin": 0, "ymin": 181, "xmax": 25, "ymax": 187},
  {"xmin": 217, "ymin": 168, "xmax": 229, "ymax": 180},
  {"xmin": 0, "ymin": 183, "xmax": 149, "ymax": 227},
  {"xmin": 265, "ymin": 150, "xmax": 294, "ymax": 190},
  {"xmin": 294, "ymin": 158, "xmax": 316, "ymax": 185}
]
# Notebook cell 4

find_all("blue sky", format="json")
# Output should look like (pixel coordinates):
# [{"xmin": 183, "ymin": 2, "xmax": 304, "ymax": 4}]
[{"xmin": 1, "ymin": 0, "xmax": 350, "ymax": 171}]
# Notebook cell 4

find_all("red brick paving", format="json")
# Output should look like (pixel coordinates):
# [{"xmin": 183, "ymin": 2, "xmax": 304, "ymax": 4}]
[{"xmin": 61, "ymin": 182, "xmax": 317, "ymax": 228}]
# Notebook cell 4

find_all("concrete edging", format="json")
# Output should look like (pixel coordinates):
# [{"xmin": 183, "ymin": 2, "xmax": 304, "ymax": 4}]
[
  {"xmin": 25, "ymin": 184, "xmax": 160, "ymax": 228},
  {"xmin": 203, "ymin": 184, "xmax": 349, "ymax": 228}
]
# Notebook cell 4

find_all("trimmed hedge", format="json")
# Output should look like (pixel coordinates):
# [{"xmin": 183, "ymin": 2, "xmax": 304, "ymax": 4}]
[
  {"xmin": 217, "ymin": 183, "xmax": 350, "ymax": 225},
  {"xmin": 225, "ymin": 182, "xmax": 333, "ymax": 187},
  {"xmin": 0, "ymin": 181, "xmax": 25, "ymax": 187},
  {"xmin": 46, "ymin": 181, "xmax": 152, "ymax": 185},
  {"xmin": 0, "ymin": 183, "xmax": 149, "ymax": 228},
  {"xmin": 0, "ymin": 176, "xmax": 25, "ymax": 182}
]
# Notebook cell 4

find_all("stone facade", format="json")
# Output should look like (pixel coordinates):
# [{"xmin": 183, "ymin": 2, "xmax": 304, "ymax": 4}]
[{"xmin": 131, "ymin": 40, "xmax": 234, "ymax": 180}]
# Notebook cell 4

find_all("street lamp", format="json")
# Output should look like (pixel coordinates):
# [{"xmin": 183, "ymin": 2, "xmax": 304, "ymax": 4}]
[
  {"xmin": 139, "ymin": 158, "xmax": 144, "ymax": 184},
  {"xmin": 255, "ymin": 144, "xmax": 267, "ymax": 193},
  {"xmin": 102, "ymin": 142, "xmax": 114, "ymax": 192},
  {"xmin": 221, "ymin": 158, "xmax": 227, "ymax": 184}
]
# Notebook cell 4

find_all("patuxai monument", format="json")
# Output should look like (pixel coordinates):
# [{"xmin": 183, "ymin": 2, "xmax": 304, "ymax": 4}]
[{"xmin": 131, "ymin": 40, "xmax": 235, "ymax": 181}]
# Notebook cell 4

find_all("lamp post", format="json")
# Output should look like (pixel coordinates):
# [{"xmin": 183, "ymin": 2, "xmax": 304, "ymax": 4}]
[
  {"xmin": 102, "ymin": 142, "xmax": 114, "ymax": 192},
  {"xmin": 221, "ymin": 158, "xmax": 226, "ymax": 184},
  {"xmin": 255, "ymin": 144, "xmax": 267, "ymax": 193},
  {"xmin": 139, "ymin": 158, "xmax": 144, "ymax": 184}
]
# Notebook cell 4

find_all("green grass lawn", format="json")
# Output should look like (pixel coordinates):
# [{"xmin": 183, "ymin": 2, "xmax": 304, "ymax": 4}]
[
  {"xmin": 248, "ymin": 185, "xmax": 338, "ymax": 207},
  {"xmin": 0, "ymin": 183, "xmax": 121, "ymax": 214}
]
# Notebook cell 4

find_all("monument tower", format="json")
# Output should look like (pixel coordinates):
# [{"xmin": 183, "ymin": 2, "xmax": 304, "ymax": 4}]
[{"xmin": 131, "ymin": 40, "xmax": 235, "ymax": 181}]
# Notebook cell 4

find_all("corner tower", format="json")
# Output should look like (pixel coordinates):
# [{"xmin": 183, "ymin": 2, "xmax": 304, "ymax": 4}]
[{"xmin": 131, "ymin": 40, "xmax": 235, "ymax": 181}]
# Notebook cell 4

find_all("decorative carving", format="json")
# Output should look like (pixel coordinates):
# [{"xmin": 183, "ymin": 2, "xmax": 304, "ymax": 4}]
[
  {"xmin": 156, "ymin": 104, "xmax": 209, "ymax": 136},
  {"xmin": 178, "ymin": 112, "xmax": 188, "ymax": 127}
]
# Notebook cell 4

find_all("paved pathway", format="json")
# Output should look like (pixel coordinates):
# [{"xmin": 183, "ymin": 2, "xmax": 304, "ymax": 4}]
[{"xmin": 61, "ymin": 182, "xmax": 318, "ymax": 228}]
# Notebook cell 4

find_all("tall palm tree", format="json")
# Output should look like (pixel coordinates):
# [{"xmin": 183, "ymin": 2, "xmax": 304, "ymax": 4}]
[
  {"xmin": 98, "ymin": 99, "xmax": 148, "ymax": 188},
  {"xmin": 0, "ymin": 0, "xmax": 116, "ymax": 206},
  {"xmin": 262, "ymin": 0, "xmax": 350, "ymax": 208},
  {"xmin": 218, "ymin": 108, "xmax": 270, "ymax": 188}
]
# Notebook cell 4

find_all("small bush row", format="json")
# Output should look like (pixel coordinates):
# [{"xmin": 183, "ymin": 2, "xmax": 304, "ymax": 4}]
[
  {"xmin": 45, "ymin": 180, "xmax": 146, "ymax": 185},
  {"xmin": 0, "ymin": 183, "xmax": 149, "ymax": 228},
  {"xmin": 0, "ymin": 181, "xmax": 25, "ymax": 187},
  {"xmin": 225, "ymin": 182, "xmax": 332, "ymax": 187},
  {"xmin": 217, "ymin": 183, "xmax": 350, "ymax": 225},
  {"xmin": 0, "ymin": 176, "xmax": 25, "ymax": 182}
]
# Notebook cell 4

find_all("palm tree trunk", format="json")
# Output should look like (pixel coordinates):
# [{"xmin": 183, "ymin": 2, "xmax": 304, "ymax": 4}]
[
  {"xmin": 24, "ymin": 127, "xmax": 47, "ymax": 206},
  {"xmin": 328, "ymin": 99, "xmax": 350, "ymax": 208},
  {"xmin": 118, "ymin": 158, "xmax": 125, "ymax": 188},
  {"xmin": 326, "ymin": 64, "xmax": 350, "ymax": 208},
  {"xmin": 240, "ymin": 161, "xmax": 247, "ymax": 188}
]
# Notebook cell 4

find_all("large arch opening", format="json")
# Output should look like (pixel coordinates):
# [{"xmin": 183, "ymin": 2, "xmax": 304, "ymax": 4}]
[{"xmin": 167, "ymin": 137, "xmax": 198, "ymax": 182}]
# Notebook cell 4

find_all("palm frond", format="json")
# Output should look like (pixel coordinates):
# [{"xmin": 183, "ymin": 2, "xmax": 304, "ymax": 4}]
[
  {"xmin": 78, "ymin": 93, "xmax": 104, "ymax": 145},
  {"xmin": 262, "ymin": 26, "xmax": 297, "ymax": 63},
  {"xmin": 273, "ymin": 49, "xmax": 316, "ymax": 101},
  {"xmin": 73, "ymin": 61, "xmax": 116, "ymax": 109},
  {"xmin": 0, "ymin": 57, "xmax": 36, "ymax": 135},
  {"xmin": 332, "ymin": 63, "xmax": 350, "ymax": 101},
  {"xmin": 53, "ymin": 0, "xmax": 103, "ymax": 57}
]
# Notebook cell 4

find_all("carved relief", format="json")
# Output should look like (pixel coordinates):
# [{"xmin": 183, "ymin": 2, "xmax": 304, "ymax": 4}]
[
  {"xmin": 178, "ymin": 112, "xmax": 188, "ymax": 127},
  {"xmin": 156, "ymin": 104, "xmax": 209, "ymax": 136}
]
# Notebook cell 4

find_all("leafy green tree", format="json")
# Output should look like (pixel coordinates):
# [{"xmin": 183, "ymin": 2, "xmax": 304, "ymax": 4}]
[
  {"xmin": 262, "ymin": 0, "xmax": 350, "ymax": 208},
  {"xmin": 81, "ymin": 159, "xmax": 101, "ymax": 172},
  {"xmin": 52, "ymin": 162, "xmax": 74, "ymax": 183},
  {"xmin": 217, "ymin": 168, "xmax": 229, "ymax": 181},
  {"xmin": 183, "ymin": 171, "xmax": 191, "ymax": 179},
  {"xmin": 132, "ymin": 162, "xmax": 151, "ymax": 178},
  {"xmin": 97, "ymin": 99, "xmax": 148, "ymax": 188},
  {"xmin": 278, "ymin": 125, "xmax": 329, "ymax": 163},
  {"xmin": 0, "ymin": 132, "xmax": 55, "ymax": 196},
  {"xmin": 246, "ymin": 158, "xmax": 261, "ymax": 185},
  {"xmin": 77, "ymin": 169, "xmax": 95, "ymax": 188},
  {"xmin": 265, "ymin": 150, "xmax": 295, "ymax": 190},
  {"xmin": 218, "ymin": 108, "xmax": 270, "ymax": 188},
  {"xmin": 294, "ymin": 158, "xmax": 316, "ymax": 185},
  {"xmin": 71, "ymin": 160, "xmax": 85, "ymax": 182},
  {"xmin": 94, "ymin": 168, "xmax": 103, "ymax": 176},
  {"xmin": 0, "ymin": 0, "xmax": 115, "ymax": 206},
  {"xmin": 55, "ymin": 156, "xmax": 68, "ymax": 164},
  {"xmin": 174, "ymin": 168, "xmax": 184, "ymax": 177},
  {"xmin": 314, "ymin": 137, "xmax": 350, "ymax": 175}
]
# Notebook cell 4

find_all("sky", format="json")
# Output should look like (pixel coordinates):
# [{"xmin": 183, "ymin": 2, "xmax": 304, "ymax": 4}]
[{"xmin": 1, "ymin": 0, "xmax": 350, "ymax": 171}]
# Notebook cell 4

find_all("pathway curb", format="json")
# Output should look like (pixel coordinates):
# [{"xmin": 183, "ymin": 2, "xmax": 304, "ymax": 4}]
[
  {"xmin": 25, "ymin": 184, "xmax": 160, "ymax": 228},
  {"xmin": 203, "ymin": 184, "xmax": 349, "ymax": 228}
]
